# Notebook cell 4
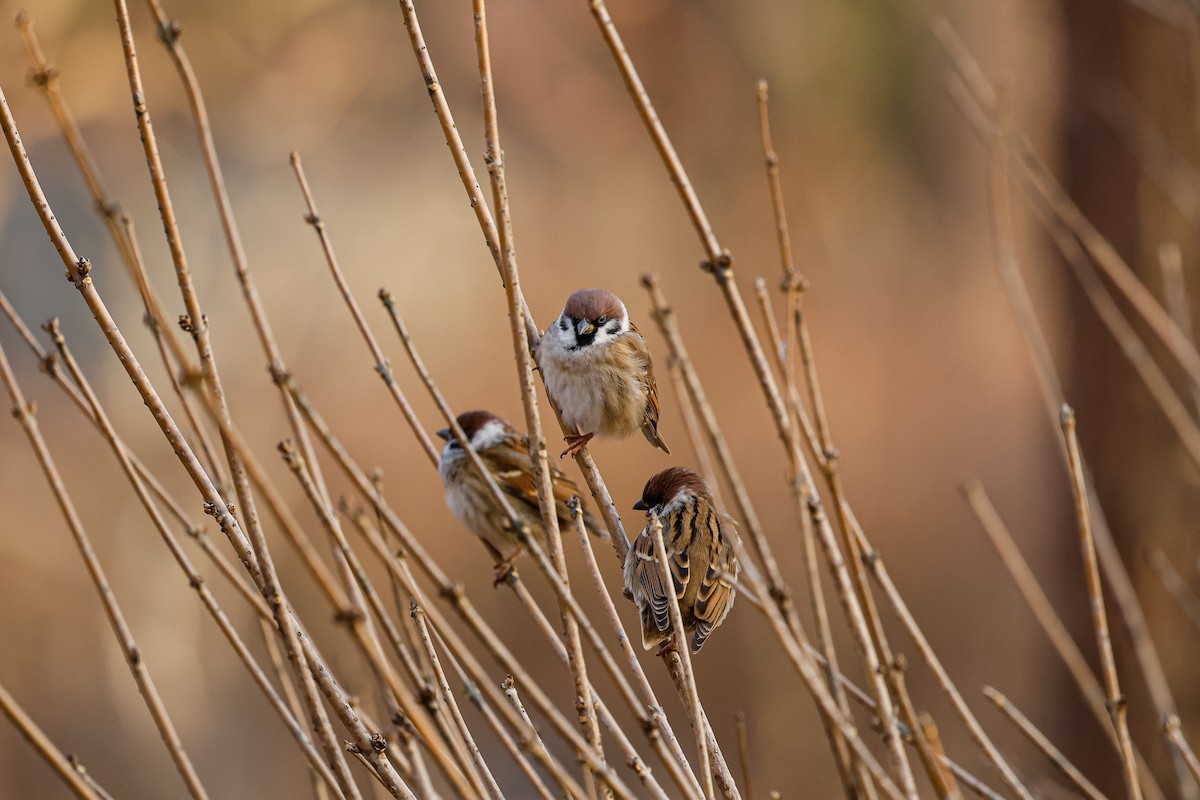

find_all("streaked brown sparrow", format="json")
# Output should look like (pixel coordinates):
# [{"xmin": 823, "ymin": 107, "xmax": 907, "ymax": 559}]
[
  {"xmin": 623, "ymin": 466, "xmax": 738, "ymax": 653},
  {"xmin": 438, "ymin": 410, "xmax": 604, "ymax": 580},
  {"xmin": 537, "ymin": 288, "xmax": 669, "ymax": 458}
]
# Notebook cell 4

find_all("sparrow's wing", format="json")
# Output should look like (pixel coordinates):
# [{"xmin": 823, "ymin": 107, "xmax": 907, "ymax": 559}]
[
  {"xmin": 628, "ymin": 527, "xmax": 689, "ymax": 647},
  {"xmin": 690, "ymin": 516, "xmax": 739, "ymax": 653},
  {"xmin": 478, "ymin": 436, "xmax": 541, "ymax": 512},
  {"xmin": 483, "ymin": 434, "xmax": 598, "ymax": 534},
  {"xmin": 627, "ymin": 323, "xmax": 670, "ymax": 454}
]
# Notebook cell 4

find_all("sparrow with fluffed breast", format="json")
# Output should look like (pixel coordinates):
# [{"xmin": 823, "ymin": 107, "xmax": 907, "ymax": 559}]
[
  {"xmin": 438, "ymin": 410, "xmax": 605, "ymax": 582},
  {"xmin": 537, "ymin": 288, "xmax": 669, "ymax": 458},
  {"xmin": 623, "ymin": 466, "xmax": 738, "ymax": 654}
]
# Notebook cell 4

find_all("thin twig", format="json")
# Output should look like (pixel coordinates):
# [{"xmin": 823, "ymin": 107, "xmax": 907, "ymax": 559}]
[
  {"xmin": 735, "ymin": 713, "xmax": 754, "ymax": 800},
  {"xmin": 289, "ymin": 153, "xmax": 438, "ymax": 465},
  {"xmin": 1157, "ymin": 242, "xmax": 1200, "ymax": 416},
  {"xmin": 961, "ymin": 481, "xmax": 1165, "ymax": 795},
  {"xmin": 437, "ymin": 630, "xmax": 554, "ymax": 800},
  {"xmin": 983, "ymin": 687, "xmax": 1108, "ymax": 800},
  {"xmin": 1061, "ymin": 406, "xmax": 1141, "ymax": 800},
  {"xmin": 0, "ymin": 679, "xmax": 106, "ymax": 800},
  {"xmin": 1164, "ymin": 716, "xmax": 1200, "ymax": 786},
  {"xmin": 1147, "ymin": 549, "xmax": 1200, "ymax": 632},
  {"xmin": 502, "ymin": 675, "xmax": 591, "ymax": 800}
]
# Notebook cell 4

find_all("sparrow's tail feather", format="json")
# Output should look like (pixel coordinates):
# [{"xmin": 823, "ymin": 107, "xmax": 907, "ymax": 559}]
[{"xmin": 642, "ymin": 423, "xmax": 671, "ymax": 455}]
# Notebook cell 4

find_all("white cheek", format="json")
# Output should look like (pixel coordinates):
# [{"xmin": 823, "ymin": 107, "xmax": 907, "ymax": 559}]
[{"xmin": 471, "ymin": 420, "xmax": 509, "ymax": 450}]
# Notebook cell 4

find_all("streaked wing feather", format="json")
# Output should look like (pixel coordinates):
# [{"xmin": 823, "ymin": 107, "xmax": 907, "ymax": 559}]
[
  {"xmin": 691, "ymin": 516, "xmax": 739, "ymax": 653},
  {"xmin": 627, "ymin": 323, "xmax": 669, "ymax": 453},
  {"xmin": 629, "ymin": 533, "xmax": 672, "ymax": 635}
]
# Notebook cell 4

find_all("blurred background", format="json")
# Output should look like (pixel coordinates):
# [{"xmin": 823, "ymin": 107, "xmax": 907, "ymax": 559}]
[{"xmin": 1, "ymin": 0, "xmax": 1198, "ymax": 796}]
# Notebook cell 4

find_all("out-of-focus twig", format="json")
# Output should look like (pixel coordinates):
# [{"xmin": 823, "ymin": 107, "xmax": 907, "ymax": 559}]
[
  {"xmin": 1061, "ymin": 407, "xmax": 1141, "ymax": 800},
  {"xmin": 983, "ymin": 687, "xmax": 1108, "ymax": 800}
]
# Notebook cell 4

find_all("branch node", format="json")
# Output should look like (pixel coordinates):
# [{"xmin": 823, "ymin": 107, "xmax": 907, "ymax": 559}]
[
  {"xmin": 156, "ymin": 18, "xmax": 182, "ymax": 47},
  {"xmin": 700, "ymin": 249, "xmax": 734, "ymax": 277},
  {"xmin": 334, "ymin": 607, "xmax": 364, "ymax": 626},
  {"xmin": 861, "ymin": 549, "xmax": 879, "ymax": 570},
  {"xmin": 38, "ymin": 352, "xmax": 59, "ymax": 376},
  {"xmin": 26, "ymin": 64, "xmax": 59, "ymax": 88}
]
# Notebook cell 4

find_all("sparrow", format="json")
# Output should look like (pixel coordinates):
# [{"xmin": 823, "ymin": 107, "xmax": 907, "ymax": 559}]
[
  {"xmin": 438, "ymin": 410, "xmax": 604, "ymax": 581},
  {"xmin": 537, "ymin": 288, "xmax": 669, "ymax": 458},
  {"xmin": 623, "ymin": 466, "xmax": 738, "ymax": 654}
]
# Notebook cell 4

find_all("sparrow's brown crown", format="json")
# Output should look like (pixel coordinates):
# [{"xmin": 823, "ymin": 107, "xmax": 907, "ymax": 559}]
[
  {"xmin": 562, "ymin": 288, "xmax": 627, "ymax": 322},
  {"xmin": 636, "ymin": 466, "xmax": 710, "ymax": 509},
  {"xmin": 455, "ymin": 410, "xmax": 512, "ymax": 440}
]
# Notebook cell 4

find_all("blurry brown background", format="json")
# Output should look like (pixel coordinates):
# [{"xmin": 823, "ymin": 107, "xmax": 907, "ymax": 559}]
[{"xmin": 1, "ymin": 0, "xmax": 1197, "ymax": 797}]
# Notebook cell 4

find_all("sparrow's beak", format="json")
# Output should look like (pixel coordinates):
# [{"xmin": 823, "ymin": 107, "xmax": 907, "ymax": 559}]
[
  {"xmin": 436, "ymin": 428, "xmax": 452, "ymax": 441},
  {"xmin": 575, "ymin": 319, "xmax": 597, "ymax": 337},
  {"xmin": 632, "ymin": 498, "xmax": 649, "ymax": 511}
]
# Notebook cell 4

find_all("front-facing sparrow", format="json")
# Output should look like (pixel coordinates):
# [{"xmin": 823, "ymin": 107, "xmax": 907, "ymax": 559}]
[
  {"xmin": 537, "ymin": 288, "xmax": 669, "ymax": 458},
  {"xmin": 438, "ymin": 410, "xmax": 603, "ymax": 581},
  {"xmin": 623, "ymin": 466, "xmax": 738, "ymax": 653}
]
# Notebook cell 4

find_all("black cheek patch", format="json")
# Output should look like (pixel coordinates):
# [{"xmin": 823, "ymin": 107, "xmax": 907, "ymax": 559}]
[
  {"xmin": 559, "ymin": 318, "xmax": 569, "ymax": 331},
  {"xmin": 606, "ymin": 321, "xmax": 621, "ymax": 334}
]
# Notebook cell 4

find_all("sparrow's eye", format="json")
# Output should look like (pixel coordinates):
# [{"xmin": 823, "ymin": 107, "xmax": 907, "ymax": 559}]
[{"xmin": 596, "ymin": 315, "xmax": 607, "ymax": 325}]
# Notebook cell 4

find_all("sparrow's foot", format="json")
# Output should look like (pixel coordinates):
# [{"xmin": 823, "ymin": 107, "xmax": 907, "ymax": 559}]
[
  {"xmin": 654, "ymin": 637, "xmax": 679, "ymax": 658},
  {"xmin": 492, "ymin": 559, "xmax": 518, "ymax": 588},
  {"xmin": 560, "ymin": 431, "xmax": 594, "ymax": 459}
]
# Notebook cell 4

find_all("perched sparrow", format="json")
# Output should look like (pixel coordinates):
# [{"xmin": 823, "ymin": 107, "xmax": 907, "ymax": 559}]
[
  {"xmin": 537, "ymin": 288, "xmax": 669, "ymax": 458},
  {"xmin": 623, "ymin": 467, "xmax": 738, "ymax": 654},
  {"xmin": 438, "ymin": 410, "xmax": 604, "ymax": 581}
]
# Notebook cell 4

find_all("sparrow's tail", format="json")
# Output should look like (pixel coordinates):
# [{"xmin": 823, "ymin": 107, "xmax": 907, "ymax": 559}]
[{"xmin": 641, "ymin": 423, "xmax": 671, "ymax": 455}]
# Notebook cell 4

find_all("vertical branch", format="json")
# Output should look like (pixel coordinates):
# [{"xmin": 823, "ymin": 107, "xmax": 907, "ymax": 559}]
[
  {"xmin": 961, "ymin": 482, "xmax": 1151, "ymax": 756},
  {"xmin": 1060, "ymin": 407, "xmax": 1141, "ymax": 800},
  {"xmin": 471, "ymin": 0, "xmax": 610, "ymax": 792},
  {"xmin": 569, "ymin": 502, "xmax": 705, "ymax": 799},
  {"xmin": 648, "ymin": 514, "xmax": 714, "ymax": 800},
  {"xmin": 644, "ymin": 274, "xmax": 910, "ymax": 795},
  {"xmin": 588, "ymin": 1, "xmax": 800, "ymax": 605},
  {"xmin": 411, "ymin": 605, "xmax": 504, "ymax": 800},
  {"xmin": 752, "ymin": 280, "xmax": 866, "ymax": 800}
]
